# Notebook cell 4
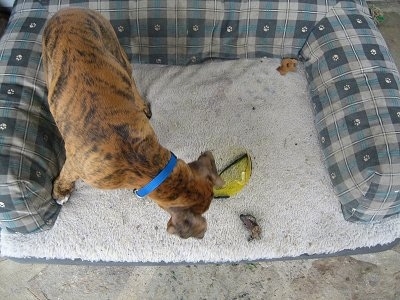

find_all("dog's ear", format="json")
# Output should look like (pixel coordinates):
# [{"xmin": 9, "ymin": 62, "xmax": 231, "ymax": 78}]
[
  {"xmin": 166, "ymin": 207, "xmax": 207, "ymax": 239},
  {"xmin": 191, "ymin": 151, "xmax": 225, "ymax": 188}
]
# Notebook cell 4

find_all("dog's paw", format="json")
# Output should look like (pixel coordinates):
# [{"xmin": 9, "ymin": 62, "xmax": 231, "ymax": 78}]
[
  {"xmin": 144, "ymin": 102, "xmax": 152, "ymax": 119},
  {"xmin": 52, "ymin": 178, "xmax": 75, "ymax": 204},
  {"xmin": 56, "ymin": 195, "xmax": 70, "ymax": 205}
]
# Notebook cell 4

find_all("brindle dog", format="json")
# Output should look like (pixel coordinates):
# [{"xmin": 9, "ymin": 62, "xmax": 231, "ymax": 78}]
[{"xmin": 42, "ymin": 8, "xmax": 224, "ymax": 239}]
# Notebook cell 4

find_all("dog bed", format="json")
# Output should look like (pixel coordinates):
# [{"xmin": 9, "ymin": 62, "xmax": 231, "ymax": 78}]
[{"xmin": 0, "ymin": 0, "xmax": 399, "ymax": 263}]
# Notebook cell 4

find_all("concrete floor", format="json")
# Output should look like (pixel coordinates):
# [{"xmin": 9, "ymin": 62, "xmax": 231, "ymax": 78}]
[{"xmin": 1, "ymin": 1, "xmax": 400, "ymax": 299}]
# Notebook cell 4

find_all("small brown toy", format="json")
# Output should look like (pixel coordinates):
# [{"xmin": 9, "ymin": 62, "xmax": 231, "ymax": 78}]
[
  {"xmin": 276, "ymin": 58, "xmax": 298, "ymax": 75},
  {"xmin": 240, "ymin": 214, "xmax": 261, "ymax": 241}
]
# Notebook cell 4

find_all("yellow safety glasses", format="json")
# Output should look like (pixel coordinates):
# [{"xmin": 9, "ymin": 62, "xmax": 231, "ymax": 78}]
[{"xmin": 213, "ymin": 152, "xmax": 252, "ymax": 199}]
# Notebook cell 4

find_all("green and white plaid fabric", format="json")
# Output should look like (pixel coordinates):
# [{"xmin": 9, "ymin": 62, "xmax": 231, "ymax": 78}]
[
  {"xmin": 300, "ymin": 2, "xmax": 400, "ymax": 221},
  {"xmin": 0, "ymin": 0, "xmax": 399, "ymax": 233},
  {"xmin": 44, "ymin": 0, "xmax": 335, "ymax": 64},
  {"xmin": 0, "ymin": 6, "xmax": 64, "ymax": 233}
]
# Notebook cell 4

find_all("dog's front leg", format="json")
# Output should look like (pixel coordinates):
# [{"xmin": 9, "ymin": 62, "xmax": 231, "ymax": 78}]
[{"xmin": 131, "ymin": 82, "xmax": 152, "ymax": 119}]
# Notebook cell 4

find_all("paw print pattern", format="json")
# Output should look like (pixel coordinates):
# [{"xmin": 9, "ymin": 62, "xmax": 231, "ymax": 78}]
[{"xmin": 353, "ymin": 118, "xmax": 361, "ymax": 126}]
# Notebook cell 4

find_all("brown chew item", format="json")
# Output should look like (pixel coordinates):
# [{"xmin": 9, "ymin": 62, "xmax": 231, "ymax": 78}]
[
  {"xmin": 276, "ymin": 58, "xmax": 298, "ymax": 75},
  {"xmin": 240, "ymin": 214, "xmax": 261, "ymax": 241}
]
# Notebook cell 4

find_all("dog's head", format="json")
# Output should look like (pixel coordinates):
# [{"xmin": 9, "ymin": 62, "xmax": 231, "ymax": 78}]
[{"xmin": 166, "ymin": 151, "xmax": 224, "ymax": 239}]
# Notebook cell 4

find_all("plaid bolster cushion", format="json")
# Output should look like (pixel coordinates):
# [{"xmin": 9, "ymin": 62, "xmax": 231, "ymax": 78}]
[
  {"xmin": 300, "ymin": 2, "xmax": 400, "ymax": 222},
  {"xmin": 0, "ymin": 0, "xmax": 399, "ymax": 233},
  {"xmin": 42, "ymin": 0, "xmax": 332, "ymax": 64},
  {"xmin": 0, "ymin": 7, "xmax": 65, "ymax": 233}
]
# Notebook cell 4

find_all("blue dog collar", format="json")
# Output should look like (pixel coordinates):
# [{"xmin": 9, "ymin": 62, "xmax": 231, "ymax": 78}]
[{"xmin": 134, "ymin": 152, "xmax": 177, "ymax": 198}]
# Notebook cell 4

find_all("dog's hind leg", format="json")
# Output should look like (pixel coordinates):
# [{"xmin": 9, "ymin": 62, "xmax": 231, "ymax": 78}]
[{"xmin": 52, "ymin": 157, "xmax": 79, "ymax": 205}]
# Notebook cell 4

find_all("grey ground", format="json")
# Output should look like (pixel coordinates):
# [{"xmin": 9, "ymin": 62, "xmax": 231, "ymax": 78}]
[{"xmin": 1, "ymin": 1, "xmax": 400, "ymax": 299}]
